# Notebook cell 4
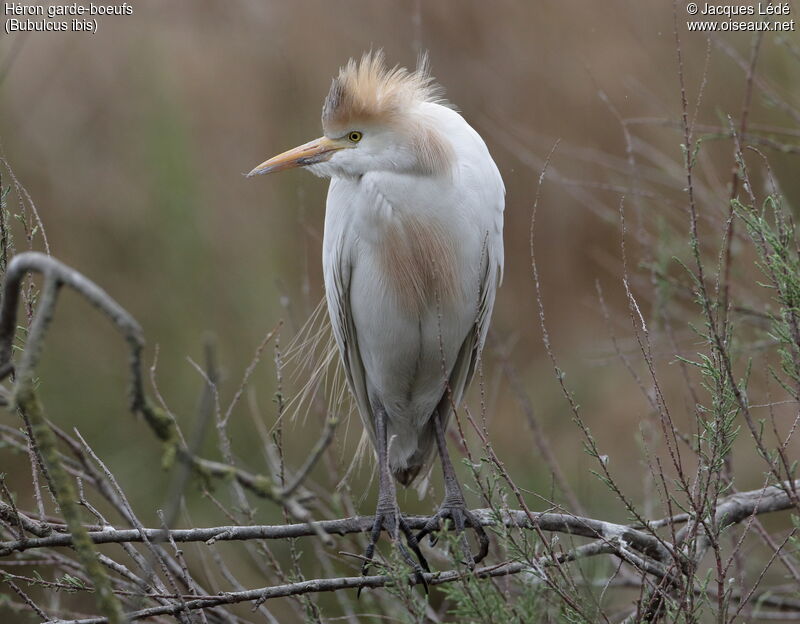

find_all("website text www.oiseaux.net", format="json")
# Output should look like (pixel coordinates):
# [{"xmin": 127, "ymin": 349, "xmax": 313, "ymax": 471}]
[
  {"xmin": 685, "ymin": 2, "xmax": 795, "ymax": 31},
  {"xmin": 687, "ymin": 18, "xmax": 795, "ymax": 31}
]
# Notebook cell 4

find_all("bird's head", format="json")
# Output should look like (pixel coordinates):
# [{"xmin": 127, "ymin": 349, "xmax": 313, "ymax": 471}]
[{"xmin": 248, "ymin": 51, "xmax": 453, "ymax": 180}]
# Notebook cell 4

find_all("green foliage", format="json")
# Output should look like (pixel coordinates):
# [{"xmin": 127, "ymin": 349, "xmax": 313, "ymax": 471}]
[
  {"xmin": 438, "ymin": 571, "xmax": 540, "ymax": 624},
  {"xmin": 735, "ymin": 194, "xmax": 800, "ymax": 401},
  {"xmin": 370, "ymin": 549, "xmax": 429, "ymax": 624}
]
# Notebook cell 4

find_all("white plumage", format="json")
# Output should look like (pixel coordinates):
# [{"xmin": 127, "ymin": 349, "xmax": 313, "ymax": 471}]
[
  {"xmin": 249, "ymin": 52, "xmax": 504, "ymax": 573},
  {"xmin": 322, "ymin": 101, "xmax": 503, "ymax": 483}
]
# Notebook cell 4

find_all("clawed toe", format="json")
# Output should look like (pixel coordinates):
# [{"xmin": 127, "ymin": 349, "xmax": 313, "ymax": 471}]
[
  {"xmin": 358, "ymin": 510, "xmax": 429, "ymax": 597},
  {"xmin": 417, "ymin": 505, "xmax": 489, "ymax": 566}
]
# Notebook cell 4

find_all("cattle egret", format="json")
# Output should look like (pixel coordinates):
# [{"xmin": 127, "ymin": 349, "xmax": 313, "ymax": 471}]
[{"xmin": 249, "ymin": 52, "xmax": 504, "ymax": 576}]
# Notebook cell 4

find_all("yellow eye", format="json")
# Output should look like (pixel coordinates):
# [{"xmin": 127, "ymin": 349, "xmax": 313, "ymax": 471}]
[{"xmin": 348, "ymin": 131, "xmax": 363, "ymax": 143}]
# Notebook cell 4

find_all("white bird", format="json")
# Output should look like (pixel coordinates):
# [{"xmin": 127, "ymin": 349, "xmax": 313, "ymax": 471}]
[{"xmin": 249, "ymin": 52, "xmax": 504, "ymax": 575}]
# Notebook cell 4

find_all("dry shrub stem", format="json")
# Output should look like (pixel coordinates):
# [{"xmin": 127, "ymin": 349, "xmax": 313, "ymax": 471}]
[{"xmin": 1, "ymin": 250, "xmax": 795, "ymax": 621}]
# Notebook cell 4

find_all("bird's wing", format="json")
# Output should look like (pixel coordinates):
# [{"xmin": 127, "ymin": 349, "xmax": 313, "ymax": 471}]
[
  {"xmin": 441, "ymin": 224, "xmax": 503, "ymax": 416},
  {"xmin": 322, "ymin": 214, "xmax": 375, "ymax": 449},
  {"xmin": 446, "ymin": 147, "xmax": 505, "ymax": 410}
]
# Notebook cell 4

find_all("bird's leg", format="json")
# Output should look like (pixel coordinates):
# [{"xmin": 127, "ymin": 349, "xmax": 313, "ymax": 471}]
[
  {"xmin": 360, "ymin": 406, "xmax": 429, "ymax": 588},
  {"xmin": 416, "ymin": 409, "xmax": 490, "ymax": 567}
]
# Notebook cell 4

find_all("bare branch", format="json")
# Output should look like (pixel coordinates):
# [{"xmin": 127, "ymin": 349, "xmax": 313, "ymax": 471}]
[{"xmin": 4, "ymin": 478, "xmax": 796, "ymax": 564}]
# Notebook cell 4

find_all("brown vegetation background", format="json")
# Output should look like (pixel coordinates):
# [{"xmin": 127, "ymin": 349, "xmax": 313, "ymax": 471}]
[{"xmin": 1, "ymin": 1, "xmax": 799, "ymax": 621}]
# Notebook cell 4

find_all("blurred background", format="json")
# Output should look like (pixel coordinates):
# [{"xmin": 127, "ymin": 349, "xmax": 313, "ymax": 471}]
[{"xmin": 1, "ymin": 1, "xmax": 799, "ymax": 620}]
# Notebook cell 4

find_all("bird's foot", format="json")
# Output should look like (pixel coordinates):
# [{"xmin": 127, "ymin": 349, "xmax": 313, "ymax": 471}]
[
  {"xmin": 359, "ymin": 508, "xmax": 429, "ymax": 596},
  {"xmin": 416, "ymin": 501, "xmax": 489, "ymax": 567}
]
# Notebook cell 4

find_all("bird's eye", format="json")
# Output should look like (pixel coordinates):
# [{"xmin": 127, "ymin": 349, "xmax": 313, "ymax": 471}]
[{"xmin": 348, "ymin": 131, "xmax": 363, "ymax": 143}]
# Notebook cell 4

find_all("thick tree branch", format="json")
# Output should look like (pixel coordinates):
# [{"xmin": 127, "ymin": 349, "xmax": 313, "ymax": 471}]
[
  {"xmin": 0, "ymin": 508, "xmax": 662, "ymax": 559},
  {"xmin": 4, "ymin": 480, "xmax": 796, "ymax": 560}
]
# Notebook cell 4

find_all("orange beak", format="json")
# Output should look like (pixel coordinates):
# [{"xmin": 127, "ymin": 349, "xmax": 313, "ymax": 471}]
[{"xmin": 247, "ymin": 136, "xmax": 346, "ymax": 176}]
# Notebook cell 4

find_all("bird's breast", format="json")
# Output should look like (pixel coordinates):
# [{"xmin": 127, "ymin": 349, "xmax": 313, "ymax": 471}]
[
  {"xmin": 324, "ymin": 171, "xmax": 491, "ymax": 436},
  {"xmin": 378, "ymin": 212, "xmax": 461, "ymax": 315}
]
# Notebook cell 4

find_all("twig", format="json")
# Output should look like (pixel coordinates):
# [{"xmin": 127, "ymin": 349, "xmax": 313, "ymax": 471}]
[
  {"xmin": 36, "ymin": 545, "xmax": 656, "ymax": 624},
  {"xmin": 2, "ymin": 575, "xmax": 49, "ymax": 620}
]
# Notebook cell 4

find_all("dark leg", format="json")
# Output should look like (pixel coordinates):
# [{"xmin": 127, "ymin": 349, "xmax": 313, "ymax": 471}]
[
  {"xmin": 416, "ymin": 409, "xmax": 490, "ymax": 566},
  {"xmin": 360, "ymin": 406, "xmax": 429, "ymax": 591}
]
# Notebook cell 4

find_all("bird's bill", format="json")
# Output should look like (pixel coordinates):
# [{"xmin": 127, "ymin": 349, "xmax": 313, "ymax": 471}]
[{"xmin": 247, "ymin": 136, "xmax": 346, "ymax": 176}]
